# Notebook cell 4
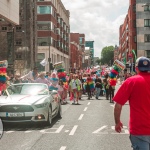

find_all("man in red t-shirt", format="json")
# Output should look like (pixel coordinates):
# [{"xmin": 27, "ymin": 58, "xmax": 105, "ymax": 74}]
[{"xmin": 113, "ymin": 57, "xmax": 150, "ymax": 150}]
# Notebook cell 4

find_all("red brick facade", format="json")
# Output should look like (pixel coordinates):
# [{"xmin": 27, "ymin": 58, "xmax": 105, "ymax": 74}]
[
  {"xmin": 119, "ymin": 0, "xmax": 136, "ymax": 62},
  {"xmin": 70, "ymin": 33, "xmax": 85, "ymax": 69}
]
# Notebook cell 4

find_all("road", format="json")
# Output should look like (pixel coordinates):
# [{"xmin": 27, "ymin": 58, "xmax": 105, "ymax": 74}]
[{"xmin": 0, "ymin": 85, "xmax": 131, "ymax": 150}]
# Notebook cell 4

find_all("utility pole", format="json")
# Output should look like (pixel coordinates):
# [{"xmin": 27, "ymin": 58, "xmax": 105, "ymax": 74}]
[{"xmin": 48, "ymin": 23, "xmax": 51, "ymax": 72}]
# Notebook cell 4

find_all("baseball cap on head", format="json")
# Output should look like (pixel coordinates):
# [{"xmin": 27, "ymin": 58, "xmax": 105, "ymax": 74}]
[{"xmin": 135, "ymin": 57, "xmax": 150, "ymax": 71}]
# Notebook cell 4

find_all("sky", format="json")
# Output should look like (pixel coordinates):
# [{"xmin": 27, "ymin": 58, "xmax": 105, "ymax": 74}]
[{"xmin": 61, "ymin": 0, "xmax": 129, "ymax": 58}]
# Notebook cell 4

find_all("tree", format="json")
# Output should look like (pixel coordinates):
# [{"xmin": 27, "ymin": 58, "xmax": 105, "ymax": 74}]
[{"xmin": 101, "ymin": 46, "xmax": 114, "ymax": 65}]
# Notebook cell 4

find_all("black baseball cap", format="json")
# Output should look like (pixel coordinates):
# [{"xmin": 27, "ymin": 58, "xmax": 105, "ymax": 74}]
[{"xmin": 135, "ymin": 57, "xmax": 150, "ymax": 71}]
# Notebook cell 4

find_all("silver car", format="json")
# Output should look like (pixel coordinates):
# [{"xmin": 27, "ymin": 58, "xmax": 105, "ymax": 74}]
[{"xmin": 0, "ymin": 83, "xmax": 62, "ymax": 125}]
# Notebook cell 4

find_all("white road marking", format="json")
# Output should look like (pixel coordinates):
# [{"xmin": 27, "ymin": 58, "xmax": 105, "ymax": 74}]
[
  {"xmin": 78, "ymin": 114, "xmax": 84, "ymax": 120},
  {"xmin": 111, "ymin": 126, "xmax": 129, "ymax": 134},
  {"xmin": 40, "ymin": 125, "xmax": 64, "ymax": 134},
  {"xmin": 84, "ymin": 107, "xmax": 88, "ymax": 111},
  {"xmin": 93, "ymin": 125, "xmax": 108, "ymax": 134},
  {"xmin": 6, "ymin": 131, "xmax": 15, "ymax": 134},
  {"xmin": 69, "ymin": 125, "xmax": 78, "ymax": 135},
  {"xmin": 65, "ymin": 130, "xmax": 69, "ymax": 133},
  {"xmin": 87, "ymin": 102, "xmax": 90, "ymax": 105},
  {"xmin": 60, "ymin": 146, "xmax": 67, "ymax": 150},
  {"xmin": 25, "ymin": 130, "xmax": 32, "ymax": 133},
  {"xmin": 55, "ymin": 125, "xmax": 64, "ymax": 133}
]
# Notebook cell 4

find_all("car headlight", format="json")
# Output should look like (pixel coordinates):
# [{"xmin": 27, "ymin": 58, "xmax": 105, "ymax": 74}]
[{"xmin": 35, "ymin": 102, "xmax": 48, "ymax": 108}]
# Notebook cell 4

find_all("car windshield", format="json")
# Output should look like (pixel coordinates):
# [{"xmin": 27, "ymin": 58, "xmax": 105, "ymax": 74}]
[{"xmin": 7, "ymin": 84, "xmax": 49, "ymax": 95}]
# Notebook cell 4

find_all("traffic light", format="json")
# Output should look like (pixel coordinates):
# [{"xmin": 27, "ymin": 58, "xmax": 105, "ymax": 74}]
[{"xmin": 50, "ymin": 63, "xmax": 54, "ymax": 70}]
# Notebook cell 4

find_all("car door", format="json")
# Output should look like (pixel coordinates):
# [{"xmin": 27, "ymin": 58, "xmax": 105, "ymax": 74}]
[{"xmin": 49, "ymin": 91, "xmax": 57, "ymax": 116}]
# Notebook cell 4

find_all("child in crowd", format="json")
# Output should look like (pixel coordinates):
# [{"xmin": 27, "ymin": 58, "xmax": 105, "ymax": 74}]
[{"xmin": 57, "ymin": 79, "xmax": 64, "ymax": 104}]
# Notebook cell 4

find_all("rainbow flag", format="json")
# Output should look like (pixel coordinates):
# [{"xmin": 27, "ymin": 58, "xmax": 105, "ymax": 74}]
[{"xmin": 86, "ymin": 77, "xmax": 94, "ymax": 91}]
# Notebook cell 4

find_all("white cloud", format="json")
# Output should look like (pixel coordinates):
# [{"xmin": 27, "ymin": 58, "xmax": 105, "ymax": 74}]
[{"xmin": 61, "ymin": 0, "xmax": 129, "ymax": 57}]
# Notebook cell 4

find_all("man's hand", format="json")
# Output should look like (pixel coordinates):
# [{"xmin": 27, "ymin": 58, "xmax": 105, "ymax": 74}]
[{"xmin": 115, "ymin": 121, "xmax": 123, "ymax": 133}]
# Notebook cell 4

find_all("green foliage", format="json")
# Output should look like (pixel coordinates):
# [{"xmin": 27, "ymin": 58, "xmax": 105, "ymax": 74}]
[{"xmin": 101, "ymin": 46, "xmax": 114, "ymax": 65}]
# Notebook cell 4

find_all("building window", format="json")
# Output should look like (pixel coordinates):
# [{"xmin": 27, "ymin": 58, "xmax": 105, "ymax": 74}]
[
  {"xmin": 134, "ymin": 36, "xmax": 137, "ymax": 42},
  {"xmin": 16, "ymin": 53, "xmax": 22, "ymax": 60},
  {"xmin": 145, "ymin": 34, "xmax": 150, "ymax": 42},
  {"xmin": 144, "ymin": 6, "xmax": 150, "ymax": 11},
  {"xmin": 2, "ymin": 27, "xmax": 7, "ymax": 31},
  {"xmin": 133, "ymin": 20, "xmax": 136, "ymax": 28},
  {"xmin": 146, "ymin": 50, "xmax": 150, "ymax": 58},
  {"xmin": 37, "ymin": 38, "xmax": 49, "ymax": 46},
  {"xmin": 16, "ymin": 26, "xmax": 22, "ymax": 32},
  {"xmin": 144, "ymin": 19, "xmax": 150, "ymax": 27},
  {"xmin": 133, "ymin": 5, "xmax": 136, "ymax": 12},
  {"xmin": 37, "ymin": 6, "xmax": 51, "ymax": 14},
  {"xmin": 16, "ymin": 40, "xmax": 22, "ymax": 45}
]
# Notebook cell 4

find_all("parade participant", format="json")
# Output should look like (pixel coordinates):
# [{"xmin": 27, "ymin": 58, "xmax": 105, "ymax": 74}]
[
  {"xmin": 69, "ymin": 74, "xmax": 82, "ymax": 105},
  {"xmin": 35, "ymin": 72, "xmax": 49, "ymax": 86},
  {"xmin": 0, "ymin": 60, "xmax": 8, "ymax": 95},
  {"xmin": 13, "ymin": 73, "xmax": 21, "ymax": 84},
  {"xmin": 68, "ymin": 73, "xmax": 73, "ymax": 98},
  {"xmin": 49, "ymin": 72, "xmax": 58, "ymax": 91},
  {"xmin": 95, "ymin": 75, "xmax": 102, "ymax": 99},
  {"xmin": 63, "ymin": 81, "xmax": 68, "ymax": 104},
  {"xmin": 20, "ymin": 67, "xmax": 39, "ymax": 82},
  {"xmin": 78, "ymin": 74, "xmax": 84, "ymax": 100},
  {"xmin": 57, "ymin": 79, "xmax": 64, "ymax": 104},
  {"xmin": 108, "ymin": 60, "xmax": 125, "ymax": 103},
  {"xmin": 103, "ymin": 73, "xmax": 109, "ymax": 100},
  {"xmin": 113, "ymin": 57, "xmax": 150, "ymax": 150},
  {"xmin": 85, "ymin": 74, "xmax": 94, "ymax": 100}
]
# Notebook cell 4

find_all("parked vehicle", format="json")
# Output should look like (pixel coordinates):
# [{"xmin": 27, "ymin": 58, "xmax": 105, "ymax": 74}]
[{"xmin": 0, "ymin": 83, "xmax": 62, "ymax": 125}]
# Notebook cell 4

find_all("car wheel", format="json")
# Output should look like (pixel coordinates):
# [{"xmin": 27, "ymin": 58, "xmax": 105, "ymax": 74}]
[
  {"xmin": 57, "ymin": 103, "xmax": 62, "ymax": 119},
  {"xmin": 46, "ymin": 106, "xmax": 52, "ymax": 126}
]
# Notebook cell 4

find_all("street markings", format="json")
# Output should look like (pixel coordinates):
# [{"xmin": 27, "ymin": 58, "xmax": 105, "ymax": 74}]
[
  {"xmin": 6, "ymin": 131, "xmax": 15, "ymax": 134},
  {"xmin": 60, "ymin": 146, "xmax": 67, "ymax": 150},
  {"xmin": 69, "ymin": 125, "xmax": 78, "ymax": 135},
  {"xmin": 93, "ymin": 125, "xmax": 129, "ymax": 135},
  {"xmin": 40, "ymin": 125, "xmax": 64, "ymax": 134},
  {"xmin": 93, "ymin": 125, "xmax": 108, "ymax": 134},
  {"xmin": 111, "ymin": 126, "xmax": 129, "ymax": 134},
  {"xmin": 78, "ymin": 114, "xmax": 84, "ymax": 120},
  {"xmin": 87, "ymin": 102, "xmax": 90, "ymax": 105},
  {"xmin": 84, "ymin": 107, "xmax": 88, "ymax": 111}
]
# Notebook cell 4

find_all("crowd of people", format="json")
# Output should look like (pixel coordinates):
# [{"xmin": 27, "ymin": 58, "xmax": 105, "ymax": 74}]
[{"xmin": 5, "ymin": 66, "xmax": 122, "ymax": 104}]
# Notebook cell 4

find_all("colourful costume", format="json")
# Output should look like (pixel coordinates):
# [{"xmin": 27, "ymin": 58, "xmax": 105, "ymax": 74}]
[
  {"xmin": 0, "ymin": 60, "xmax": 8, "ymax": 94},
  {"xmin": 49, "ymin": 73, "xmax": 58, "ymax": 91}
]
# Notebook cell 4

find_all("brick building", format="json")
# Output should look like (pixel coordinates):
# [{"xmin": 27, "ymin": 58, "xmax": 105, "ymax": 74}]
[
  {"xmin": 37, "ymin": 0, "xmax": 70, "ymax": 72},
  {"xmin": 0, "ymin": 0, "xmax": 37, "ymax": 75},
  {"xmin": 136, "ymin": 1, "xmax": 150, "ymax": 58},
  {"xmin": 70, "ymin": 33, "xmax": 85, "ymax": 70},
  {"xmin": 114, "ymin": 45, "xmax": 119, "ymax": 61},
  {"xmin": 85, "ymin": 41, "xmax": 94, "ymax": 65},
  {"xmin": 118, "ymin": 0, "xmax": 136, "ymax": 65}
]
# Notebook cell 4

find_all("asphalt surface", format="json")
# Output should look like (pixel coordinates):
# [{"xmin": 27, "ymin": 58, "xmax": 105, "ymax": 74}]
[{"xmin": 0, "ymin": 84, "xmax": 131, "ymax": 150}]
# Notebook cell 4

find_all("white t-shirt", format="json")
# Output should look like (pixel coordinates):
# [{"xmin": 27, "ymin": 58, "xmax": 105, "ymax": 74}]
[
  {"xmin": 57, "ymin": 85, "xmax": 64, "ymax": 92},
  {"xmin": 71, "ymin": 79, "xmax": 77, "ymax": 89},
  {"xmin": 70, "ymin": 79, "xmax": 81, "ymax": 90}
]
